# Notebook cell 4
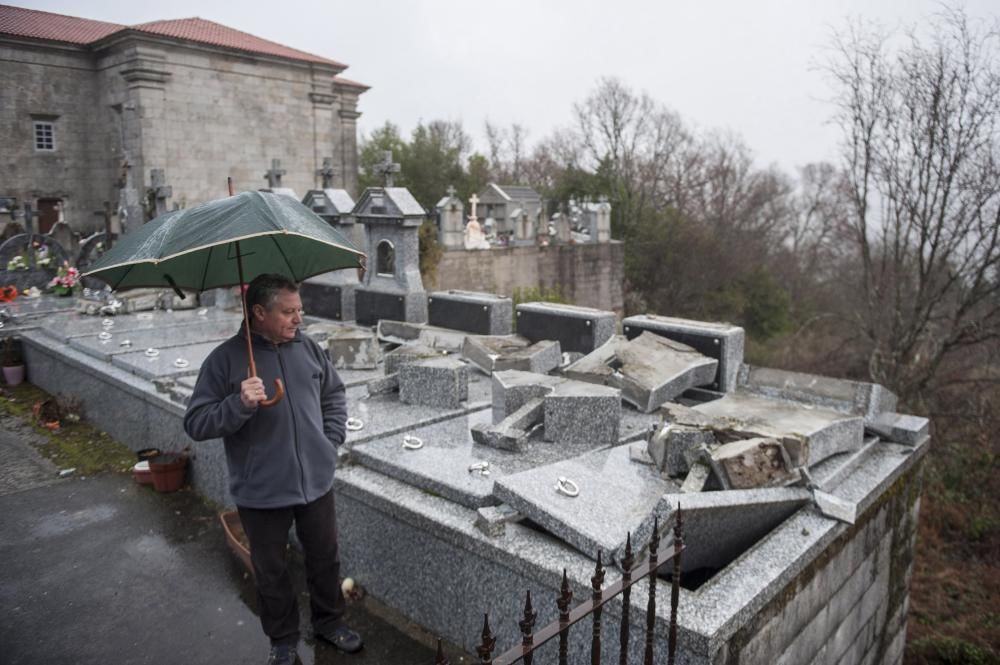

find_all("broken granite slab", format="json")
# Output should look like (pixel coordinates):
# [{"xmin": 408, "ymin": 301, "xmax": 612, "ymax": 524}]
[
  {"xmin": 623, "ymin": 487, "xmax": 812, "ymax": 572},
  {"xmin": 490, "ymin": 370, "xmax": 566, "ymax": 422},
  {"xmin": 306, "ymin": 324, "xmax": 380, "ymax": 370},
  {"xmin": 474, "ymin": 504, "xmax": 522, "ymax": 538},
  {"xmin": 493, "ymin": 444, "xmax": 678, "ymax": 563},
  {"xmin": 865, "ymin": 412, "xmax": 929, "ymax": 446},
  {"xmin": 462, "ymin": 334, "xmax": 561, "ymax": 375},
  {"xmin": 737, "ymin": 364, "xmax": 898, "ymax": 425},
  {"xmin": 398, "ymin": 356, "xmax": 469, "ymax": 409},
  {"xmin": 680, "ymin": 462, "xmax": 711, "ymax": 493},
  {"xmin": 383, "ymin": 343, "xmax": 444, "ymax": 375},
  {"xmin": 563, "ymin": 332, "xmax": 718, "ymax": 412},
  {"xmin": 692, "ymin": 392, "xmax": 865, "ymax": 467},
  {"xmin": 647, "ymin": 424, "xmax": 717, "ymax": 477},
  {"xmin": 622, "ymin": 314, "xmax": 745, "ymax": 392},
  {"xmin": 427, "ymin": 290, "xmax": 512, "ymax": 335},
  {"xmin": 709, "ymin": 437, "xmax": 796, "ymax": 489},
  {"xmin": 470, "ymin": 397, "xmax": 544, "ymax": 452},
  {"xmin": 515, "ymin": 302, "xmax": 616, "ymax": 354},
  {"xmin": 377, "ymin": 319, "xmax": 468, "ymax": 353}
]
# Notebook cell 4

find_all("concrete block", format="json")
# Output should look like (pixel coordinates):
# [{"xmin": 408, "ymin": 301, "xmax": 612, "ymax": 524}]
[
  {"xmin": 623, "ymin": 313, "xmax": 745, "ymax": 392},
  {"xmin": 398, "ymin": 356, "xmax": 468, "ymax": 409},
  {"xmin": 427, "ymin": 290, "xmax": 512, "ymax": 335},
  {"xmin": 474, "ymin": 504, "xmax": 521, "ymax": 538},
  {"xmin": 515, "ymin": 301, "xmax": 616, "ymax": 354},
  {"xmin": 710, "ymin": 437, "xmax": 795, "ymax": 489},
  {"xmin": 866, "ymin": 412, "xmax": 929, "ymax": 446},
  {"xmin": 543, "ymin": 382, "xmax": 621, "ymax": 445},
  {"xmin": 563, "ymin": 332, "xmax": 718, "ymax": 412},
  {"xmin": 462, "ymin": 335, "xmax": 561, "ymax": 375}
]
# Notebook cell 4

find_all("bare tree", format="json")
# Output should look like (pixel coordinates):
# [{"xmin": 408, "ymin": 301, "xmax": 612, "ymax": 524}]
[{"xmin": 829, "ymin": 8, "xmax": 1000, "ymax": 400}]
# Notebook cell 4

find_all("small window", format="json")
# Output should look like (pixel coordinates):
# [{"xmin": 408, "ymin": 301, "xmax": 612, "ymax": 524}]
[
  {"xmin": 33, "ymin": 121, "xmax": 55, "ymax": 151},
  {"xmin": 376, "ymin": 240, "xmax": 395, "ymax": 276}
]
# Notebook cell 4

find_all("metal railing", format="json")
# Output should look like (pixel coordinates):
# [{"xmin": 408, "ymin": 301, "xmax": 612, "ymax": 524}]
[{"xmin": 436, "ymin": 508, "xmax": 684, "ymax": 665}]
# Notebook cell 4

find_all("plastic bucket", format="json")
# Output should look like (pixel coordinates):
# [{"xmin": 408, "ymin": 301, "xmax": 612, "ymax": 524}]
[{"xmin": 148, "ymin": 453, "xmax": 187, "ymax": 492}]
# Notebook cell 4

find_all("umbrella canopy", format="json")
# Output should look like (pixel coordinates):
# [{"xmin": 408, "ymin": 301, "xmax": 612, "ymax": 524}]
[{"xmin": 83, "ymin": 191, "xmax": 364, "ymax": 291}]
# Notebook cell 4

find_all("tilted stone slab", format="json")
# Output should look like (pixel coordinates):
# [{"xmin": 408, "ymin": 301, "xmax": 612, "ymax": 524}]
[
  {"xmin": 398, "ymin": 356, "xmax": 469, "ymax": 409},
  {"xmin": 693, "ymin": 393, "xmax": 865, "ymax": 467},
  {"xmin": 865, "ymin": 412, "xmax": 929, "ymax": 446},
  {"xmin": 376, "ymin": 319, "xmax": 469, "ymax": 353},
  {"xmin": 563, "ymin": 332, "xmax": 718, "ymax": 412},
  {"xmin": 622, "ymin": 314, "xmax": 745, "ymax": 392},
  {"xmin": 427, "ymin": 290, "xmax": 512, "ymax": 335},
  {"xmin": 647, "ymin": 423, "xmax": 717, "ymax": 476},
  {"xmin": 623, "ymin": 487, "xmax": 813, "ymax": 572},
  {"xmin": 470, "ymin": 397, "xmax": 544, "ymax": 452},
  {"xmin": 462, "ymin": 334, "xmax": 561, "ymax": 375},
  {"xmin": 383, "ymin": 343, "xmax": 443, "ymax": 375},
  {"xmin": 494, "ymin": 444, "xmax": 678, "ymax": 563},
  {"xmin": 738, "ymin": 365, "xmax": 898, "ymax": 425},
  {"xmin": 490, "ymin": 369, "xmax": 566, "ymax": 422},
  {"xmin": 515, "ymin": 301, "xmax": 616, "ymax": 354},
  {"xmin": 709, "ymin": 437, "xmax": 796, "ymax": 489},
  {"xmin": 306, "ymin": 324, "xmax": 380, "ymax": 370}
]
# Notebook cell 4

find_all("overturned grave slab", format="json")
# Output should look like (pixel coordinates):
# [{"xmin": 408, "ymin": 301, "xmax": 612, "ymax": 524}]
[
  {"xmin": 377, "ymin": 319, "xmax": 468, "ymax": 353},
  {"xmin": 494, "ymin": 444, "xmax": 678, "ymax": 562},
  {"xmin": 306, "ymin": 323, "xmax": 379, "ymax": 369},
  {"xmin": 462, "ymin": 335, "xmax": 561, "ymax": 375},
  {"xmin": 564, "ymin": 332, "xmax": 717, "ymax": 412},
  {"xmin": 623, "ymin": 314, "xmax": 745, "ymax": 392}
]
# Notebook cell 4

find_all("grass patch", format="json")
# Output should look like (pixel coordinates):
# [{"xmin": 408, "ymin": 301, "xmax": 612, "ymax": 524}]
[
  {"xmin": 906, "ymin": 637, "xmax": 1000, "ymax": 665},
  {"xmin": 0, "ymin": 383, "xmax": 135, "ymax": 475}
]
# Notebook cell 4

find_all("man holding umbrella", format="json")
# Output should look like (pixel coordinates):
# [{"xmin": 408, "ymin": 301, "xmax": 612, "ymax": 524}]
[{"xmin": 184, "ymin": 274, "xmax": 363, "ymax": 664}]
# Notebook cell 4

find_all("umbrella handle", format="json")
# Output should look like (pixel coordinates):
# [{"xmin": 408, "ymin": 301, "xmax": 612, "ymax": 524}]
[{"xmin": 259, "ymin": 378, "xmax": 285, "ymax": 408}]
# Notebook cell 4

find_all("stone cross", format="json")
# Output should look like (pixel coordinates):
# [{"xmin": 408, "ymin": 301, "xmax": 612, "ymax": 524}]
[
  {"xmin": 375, "ymin": 151, "xmax": 401, "ymax": 187},
  {"xmin": 264, "ymin": 159, "xmax": 287, "ymax": 188},
  {"xmin": 446, "ymin": 185, "xmax": 456, "ymax": 198},
  {"xmin": 468, "ymin": 193, "xmax": 479, "ymax": 221},
  {"xmin": 148, "ymin": 168, "xmax": 173, "ymax": 218},
  {"xmin": 316, "ymin": 157, "xmax": 337, "ymax": 189},
  {"xmin": 21, "ymin": 203, "xmax": 38, "ymax": 268}
]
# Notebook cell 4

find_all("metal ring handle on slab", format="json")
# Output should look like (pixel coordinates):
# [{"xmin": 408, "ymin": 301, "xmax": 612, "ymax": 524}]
[
  {"xmin": 120, "ymin": 339, "xmax": 132, "ymax": 347},
  {"xmin": 346, "ymin": 417, "xmax": 364, "ymax": 431},
  {"xmin": 402, "ymin": 435, "xmax": 424, "ymax": 450},
  {"xmin": 144, "ymin": 348, "xmax": 160, "ymax": 358},
  {"xmin": 554, "ymin": 476, "xmax": 580, "ymax": 498},
  {"xmin": 468, "ymin": 461, "xmax": 490, "ymax": 473},
  {"xmin": 98, "ymin": 331, "xmax": 112, "ymax": 341},
  {"xmin": 173, "ymin": 358, "xmax": 190, "ymax": 369},
  {"xmin": 101, "ymin": 318, "xmax": 114, "ymax": 328}
]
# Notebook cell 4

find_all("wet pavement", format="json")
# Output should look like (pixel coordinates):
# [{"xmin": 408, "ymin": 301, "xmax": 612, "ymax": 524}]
[{"xmin": 0, "ymin": 414, "xmax": 470, "ymax": 665}]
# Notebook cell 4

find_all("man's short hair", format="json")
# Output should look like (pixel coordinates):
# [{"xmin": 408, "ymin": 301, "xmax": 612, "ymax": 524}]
[{"xmin": 246, "ymin": 274, "xmax": 298, "ymax": 311}]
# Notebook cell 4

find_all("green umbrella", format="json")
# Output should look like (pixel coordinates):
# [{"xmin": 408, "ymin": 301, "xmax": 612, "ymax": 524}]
[{"xmin": 83, "ymin": 190, "xmax": 366, "ymax": 406}]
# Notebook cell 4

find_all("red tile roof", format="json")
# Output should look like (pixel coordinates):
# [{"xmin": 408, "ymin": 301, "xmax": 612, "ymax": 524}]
[
  {"xmin": 0, "ymin": 4, "xmax": 123, "ymax": 44},
  {"xmin": 333, "ymin": 76, "xmax": 371, "ymax": 91},
  {"xmin": 0, "ymin": 4, "xmax": 351, "ymax": 70}
]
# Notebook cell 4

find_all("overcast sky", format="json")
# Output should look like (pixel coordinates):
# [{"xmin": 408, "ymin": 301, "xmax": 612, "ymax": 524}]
[{"xmin": 19, "ymin": 0, "xmax": 999, "ymax": 174}]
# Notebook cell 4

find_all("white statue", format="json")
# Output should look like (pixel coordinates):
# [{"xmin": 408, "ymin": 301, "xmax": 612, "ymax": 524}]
[{"xmin": 464, "ymin": 218, "xmax": 490, "ymax": 250}]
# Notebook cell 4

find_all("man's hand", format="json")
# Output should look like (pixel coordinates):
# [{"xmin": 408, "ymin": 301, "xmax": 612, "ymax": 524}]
[{"xmin": 240, "ymin": 376, "xmax": 266, "ymax": 409}]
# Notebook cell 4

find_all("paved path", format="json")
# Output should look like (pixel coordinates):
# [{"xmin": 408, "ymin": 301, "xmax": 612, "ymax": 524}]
[{"xmin": 0, "ymin": 414, "xmax": 462, "ymax": 665}]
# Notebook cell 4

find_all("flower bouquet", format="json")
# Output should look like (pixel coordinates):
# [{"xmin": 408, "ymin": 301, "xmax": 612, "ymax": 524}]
[{"xmin": 47, "ymin": 262, "xmax": 80, "ymax": 297}]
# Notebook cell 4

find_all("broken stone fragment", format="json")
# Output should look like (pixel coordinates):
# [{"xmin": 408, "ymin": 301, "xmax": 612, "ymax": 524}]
[
  {"xmin": 710, "ymin": 437, "xmax": 795, "ymax": 489},
  {"xmin": 462, "ymin": 334, "xmax": 561, "ymax": 375},
  {"xmin": 474, "ymin": 504, "xmax": 522, "ymax": 538},
  {"xmin": 865, "ymin": 412, "xmax": 929, "ymax": 446},
  {"xmin": 680, "ymin": 462, "xmax": 711, "ymax": 493},
  {"xmin": 629, "ymin": 442, "xmax": 655, "ymax": 465},
  {"xmin": 471, "ymin": 397, "xmax": 544, "ymax": 452},
  {"xmin": 653, "ymin": 424, "xmax": 717, "ymax": 477},
  {"xmin": 383, "ymin": 343, "xmax": 442, "ymax": 375},
  {"xmin": 366, "ymin": 373, "xmax": 399, "ymax": 396}
]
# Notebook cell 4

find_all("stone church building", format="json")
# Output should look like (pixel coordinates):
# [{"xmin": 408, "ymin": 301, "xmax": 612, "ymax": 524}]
[{"xmin": 0, "ymin": 4, "xmax": 366, "ymax": 234}]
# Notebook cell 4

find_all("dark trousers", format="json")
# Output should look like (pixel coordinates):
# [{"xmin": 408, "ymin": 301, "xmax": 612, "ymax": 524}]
[{"xmin": 237, "ymin": 489, "xmax": 346, "ymax": 646}]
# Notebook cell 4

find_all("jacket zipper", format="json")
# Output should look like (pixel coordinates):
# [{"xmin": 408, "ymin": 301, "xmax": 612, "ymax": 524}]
[{"xmin": 274, "ymin": 342, "xmax": 308, "ymax": 502}]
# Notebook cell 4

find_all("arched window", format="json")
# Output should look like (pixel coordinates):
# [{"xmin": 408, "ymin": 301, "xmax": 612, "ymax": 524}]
[{"xmin": 376, "ymin": 240, "xmax": 395, "ymax": 276}]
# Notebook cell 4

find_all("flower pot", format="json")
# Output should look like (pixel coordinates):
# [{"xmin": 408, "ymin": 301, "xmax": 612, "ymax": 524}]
[
  {"xmin": 148, "ymin": 453, "xmax": 188, "ymax": 492},
  {"xmin": 2, "ymin": 364, "xmax": 25, "ymax": 386},
  {"xmin": 132, "ymin": 460, "xmax": 154, "ymax": 485}
]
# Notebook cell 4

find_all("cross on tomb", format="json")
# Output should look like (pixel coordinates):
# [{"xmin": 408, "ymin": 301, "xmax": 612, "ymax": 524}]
[
  {"xmin": 148, "ymin": 169, "xmax": 173, "ymax": 218},
  {"xmin": 264, "ymin": 159, "xmax": 287, "ymax": 189},
  {"xmin": 468, "ymin": 193, "xmax": 479, "ymax": 221},
  {"xmin": 375, "ymin": 151, "xmax": 401, "ymax": 187},
  {"xmin": 316, "ymin": 157, "xmax": 337, "ymax": 189},
  {"xmin": 446, "ymin": 184, "xmax": 457, "ymax": 198}
]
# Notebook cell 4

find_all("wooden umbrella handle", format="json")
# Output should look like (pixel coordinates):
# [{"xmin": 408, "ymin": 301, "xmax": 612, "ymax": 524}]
[{"xmin": 260, "ymin": 379, "xmax": 285, "ymax": 407}]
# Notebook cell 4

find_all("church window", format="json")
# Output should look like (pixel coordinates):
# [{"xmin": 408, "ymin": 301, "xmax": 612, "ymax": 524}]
[
  {"xmin": 33, "ymin": 121, "xmax": 55, "ymax": 151},
  {"xmin": 376, "ymin": 240, "xmax": 395, "ymax": 276}
]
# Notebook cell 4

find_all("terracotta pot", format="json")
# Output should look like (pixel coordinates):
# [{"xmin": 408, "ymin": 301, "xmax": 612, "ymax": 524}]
[
  {"xmin": 148, "ymin": 453, "xmax": 188, "ymax": 492},
  {"xmin": 2, "ymin": 364, "xmax": 25, "ymax": 386}
]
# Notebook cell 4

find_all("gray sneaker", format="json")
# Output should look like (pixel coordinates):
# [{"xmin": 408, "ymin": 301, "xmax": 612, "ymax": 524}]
[{"xmin": 266, "ymin": 644, "xmax": 297, "ymax": 665}]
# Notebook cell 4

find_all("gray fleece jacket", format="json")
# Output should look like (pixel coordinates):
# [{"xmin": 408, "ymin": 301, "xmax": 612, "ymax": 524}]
[{"xmin": 183, "ymin": 327, "xmax": 347, "ymax": 509}]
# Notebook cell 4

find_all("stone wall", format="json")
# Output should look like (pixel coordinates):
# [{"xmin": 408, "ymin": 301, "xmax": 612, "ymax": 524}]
[
  {"xmin": 434, "ymin": 241, "xmax": 625, "ymax": 314},
  {"xmin": 719, "ymin": 464, "xmax": 922, "ymax": 665},
  {"xmin": 1, "ymin": 34, "xmax": 364, "ymax": 236}
]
